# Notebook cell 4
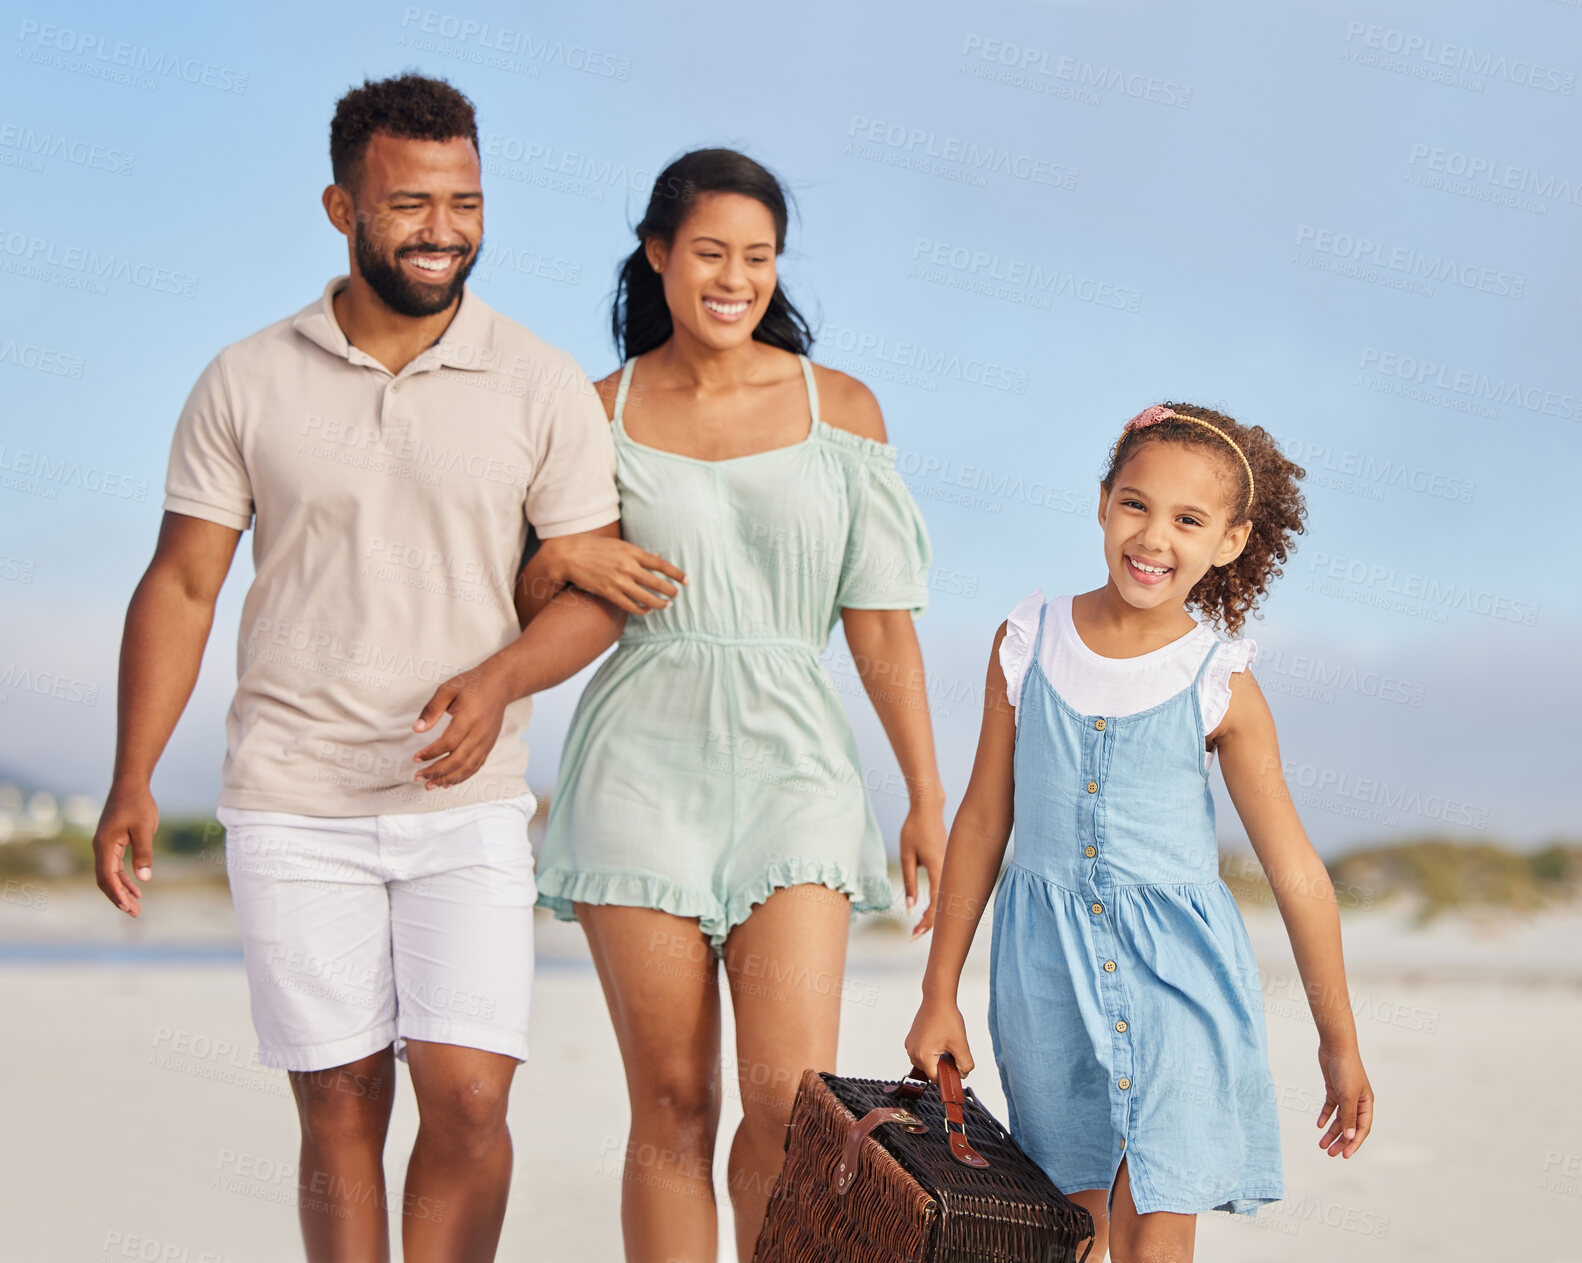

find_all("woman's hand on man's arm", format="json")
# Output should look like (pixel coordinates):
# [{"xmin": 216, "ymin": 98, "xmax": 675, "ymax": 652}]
[{"xmin": 515, "ymin": 521, "xmax": 686, "ymax": 627}]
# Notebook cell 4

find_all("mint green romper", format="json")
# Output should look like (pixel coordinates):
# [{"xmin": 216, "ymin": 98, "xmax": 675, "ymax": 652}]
[{"xmin": 535, "ymin": 354, "xmax": 932, "ymax": 948}]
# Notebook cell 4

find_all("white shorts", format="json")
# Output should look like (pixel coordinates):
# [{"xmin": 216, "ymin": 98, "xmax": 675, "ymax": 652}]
[{"xmin": 217, "ymin": 792, "xmax": 537, "ymax": 1073}]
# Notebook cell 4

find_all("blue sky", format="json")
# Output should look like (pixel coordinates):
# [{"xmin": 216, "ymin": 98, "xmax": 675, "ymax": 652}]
[{"xmin": 1, "ymin": 0, "xmax": 1577, "ymax": 851}]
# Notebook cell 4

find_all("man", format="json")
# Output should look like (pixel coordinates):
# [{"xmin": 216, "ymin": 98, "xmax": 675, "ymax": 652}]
[{"xmin": 92, "ymin": 74, "xmax": 623, "ymax": 1261}]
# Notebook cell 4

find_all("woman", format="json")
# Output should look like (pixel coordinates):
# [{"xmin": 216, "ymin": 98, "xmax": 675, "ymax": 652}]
[{"xmin": 523, "ymin": 148, "xmax": 946, "ymax": 1263}]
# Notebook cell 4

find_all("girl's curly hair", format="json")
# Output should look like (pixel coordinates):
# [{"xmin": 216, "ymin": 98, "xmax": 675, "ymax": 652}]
[{"xmin": 1100, "ymin": 404, "xmax": 1307, "ymax": 635}]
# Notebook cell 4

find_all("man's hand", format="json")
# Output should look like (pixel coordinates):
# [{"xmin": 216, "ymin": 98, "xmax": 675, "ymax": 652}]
[
  {"xmin": 411, "ymin": 656, "xmax": 519, "ymax": 789},
  {"xmin": 93, "ymin": 782, "xmax": 160, "ymax": 916}
]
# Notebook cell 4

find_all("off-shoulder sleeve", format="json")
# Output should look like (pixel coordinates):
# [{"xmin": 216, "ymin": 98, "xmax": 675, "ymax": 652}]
[
  {"xmin": 828, "ymin": 430, "xmax": 933, "ymax": 616},
  {"xmin": 999, "ymin": 589, "xmax": 1046, "ymax": 713},
  {"xmin": 1202, "ymin": 637, "xmax": 1258, "ymax": 734}
]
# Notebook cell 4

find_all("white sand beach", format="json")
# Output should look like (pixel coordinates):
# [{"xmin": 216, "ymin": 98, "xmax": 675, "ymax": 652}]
[{"xmin": 3, "ymin": 887, "xmax": 1580, "ymax": 1262}]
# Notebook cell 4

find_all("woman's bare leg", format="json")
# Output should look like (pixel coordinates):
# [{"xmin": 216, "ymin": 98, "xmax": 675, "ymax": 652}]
[
  {"xmin": 721, "ymin": 883, "xmax": 852, "ymax": 1260},
  {"xmin": 577, "ymin": 903, "xmax": 723, "ymax": 1263}
]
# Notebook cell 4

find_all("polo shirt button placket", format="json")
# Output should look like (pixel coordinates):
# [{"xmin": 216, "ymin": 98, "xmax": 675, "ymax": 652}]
[{"xmin": 380, "ymin": 377, "xmax": 403, "ymax": 434}]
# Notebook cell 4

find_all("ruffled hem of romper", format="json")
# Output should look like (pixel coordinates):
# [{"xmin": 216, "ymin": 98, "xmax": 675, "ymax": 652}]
[
  {"xmin": 536, "ymin": 861, "xmax": 893, "ymax": 951},
  {"xmin": 721, "ymin": 857, "xmax": 894, "ymax": 949},
  {"xmin": 536, "ymin": 869, "xmax": 719, "ymax": 930}
]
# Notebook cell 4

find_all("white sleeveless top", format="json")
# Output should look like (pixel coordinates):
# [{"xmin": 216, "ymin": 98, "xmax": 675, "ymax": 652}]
[{"xmin": 999, "ymin": 591, "xmax": 1257, "ymax": 769}]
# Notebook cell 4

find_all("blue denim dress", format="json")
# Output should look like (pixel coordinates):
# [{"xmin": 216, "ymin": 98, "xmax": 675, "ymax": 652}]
[{"xmin": 988, "ymin": 599, "xmax": 1283, "ymax": 1215}]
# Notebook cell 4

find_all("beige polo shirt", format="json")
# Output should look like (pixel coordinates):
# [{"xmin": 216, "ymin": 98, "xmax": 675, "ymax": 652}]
[{"xmin": 165, "ymin": 277, "xmax": 619, "ymax": 815}]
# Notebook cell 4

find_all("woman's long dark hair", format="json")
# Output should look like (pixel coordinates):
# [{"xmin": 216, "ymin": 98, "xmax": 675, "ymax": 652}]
[{"xmin": 613, "ymin": 148, "xmax": 814, "ymax": 359}]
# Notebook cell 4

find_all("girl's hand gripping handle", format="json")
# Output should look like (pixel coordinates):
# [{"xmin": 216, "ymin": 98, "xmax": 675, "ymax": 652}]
[{"xmin": 905, "ymin": 996, "xmax": 976, "ymax": 1081}]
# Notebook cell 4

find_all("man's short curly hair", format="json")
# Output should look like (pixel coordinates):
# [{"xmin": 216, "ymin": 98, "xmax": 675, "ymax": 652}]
[{"xmin": 329, "ymin": 73, "xmax": 479, "ymax": 190}]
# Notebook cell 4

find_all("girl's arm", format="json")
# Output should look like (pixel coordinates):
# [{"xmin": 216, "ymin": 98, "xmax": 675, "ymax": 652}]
[
  {"xmin": 903, "ymin": 624, "xmax": 1018, "ymax": 1078},
  {"xmin": 1215, "ymin": 670, "xmax": 1375, "ymax": 1159},
  {"xmin": 514, "ymin": 522, "xmax": 685, "ymax": 628},
  {"xmin": 841, "ymin": 607, "xmax": 947, "ymax": 935}
]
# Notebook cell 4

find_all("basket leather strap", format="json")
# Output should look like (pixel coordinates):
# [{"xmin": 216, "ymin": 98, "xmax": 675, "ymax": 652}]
[
  {"xmin": 935, "ymin": 1055, "xmax": 991, "ymax": 1168},
  {"xmin": 897, "ymin": 1055, "xmax": 991, "ymax": 1168},
  {"xmin": 831, "ymin": 1107, "xmax": 929, "ymax": 1196}
]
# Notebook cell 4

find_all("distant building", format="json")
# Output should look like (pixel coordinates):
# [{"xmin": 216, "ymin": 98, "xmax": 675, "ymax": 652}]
[{"xmin": 0, "ymin": 782, "xmax": 100, "ymax": 842}]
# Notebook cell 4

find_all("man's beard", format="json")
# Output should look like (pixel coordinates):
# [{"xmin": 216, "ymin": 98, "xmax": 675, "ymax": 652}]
[{"xmin": 354, "ymin": 223, "xmax": 479, "ymax": 318}]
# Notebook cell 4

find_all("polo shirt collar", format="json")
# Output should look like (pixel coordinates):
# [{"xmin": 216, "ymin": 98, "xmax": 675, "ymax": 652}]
[{"xmin": 291, "ymin": 274, "xmax": 495, "ymax": 373}]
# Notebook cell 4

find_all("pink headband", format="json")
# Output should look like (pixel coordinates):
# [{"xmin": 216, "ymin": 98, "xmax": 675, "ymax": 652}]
[{"xmin": 1116, "ymin": 405, "xmax": 1255, "ymax": 512}]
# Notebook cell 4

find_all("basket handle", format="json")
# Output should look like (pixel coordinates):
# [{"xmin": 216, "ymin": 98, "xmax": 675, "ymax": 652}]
[
  {"xmin": 831, "ymin": 1106, "xmax": 929, "ymax": 1196},
  {"xmin": 898, "ymin": 1054, "xmax": 990, "ymax": 1169}
]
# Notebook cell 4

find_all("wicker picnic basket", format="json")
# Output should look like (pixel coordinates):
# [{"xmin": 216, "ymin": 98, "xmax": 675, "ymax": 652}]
[{"xmin": 754, "ymin": 1055, "xmax": 1094, "ymax": 1263}]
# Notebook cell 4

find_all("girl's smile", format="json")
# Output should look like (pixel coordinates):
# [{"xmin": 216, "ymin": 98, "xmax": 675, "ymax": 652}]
[{"xmin": 1123, "ymin": 553, "xmax": 1174, "ymax": 586}]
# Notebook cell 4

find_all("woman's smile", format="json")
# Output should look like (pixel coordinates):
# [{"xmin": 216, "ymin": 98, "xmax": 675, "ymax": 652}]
[{"xmin": 702, "ymin": 295, "xmax": 752, "ymax": 322}]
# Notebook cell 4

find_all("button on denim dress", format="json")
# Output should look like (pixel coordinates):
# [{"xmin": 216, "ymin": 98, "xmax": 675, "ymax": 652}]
[
  {"xmin": 988, "ymin": 600, "xmax": 1283, "ymax": 1215},
  {"xmin": 536, "ymin": 354, "xmax": 931, "ymax": 948}
]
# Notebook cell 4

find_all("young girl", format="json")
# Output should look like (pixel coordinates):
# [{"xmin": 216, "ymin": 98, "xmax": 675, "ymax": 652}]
[{"xmin": 906, "ymin": 404, "xmax": 1374, "ymax": 1262}]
